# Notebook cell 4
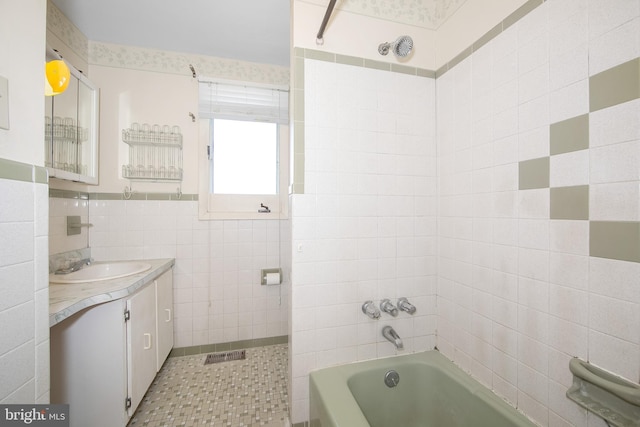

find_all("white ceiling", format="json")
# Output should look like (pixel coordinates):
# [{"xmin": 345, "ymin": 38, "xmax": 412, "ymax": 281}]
[
  {"xmin": 50, "ymin": 0, "xmax": 468, "ymax": 68},
  {"xmin": 50, "ymin": 0, "xmax": 291, "ymax": 67}
]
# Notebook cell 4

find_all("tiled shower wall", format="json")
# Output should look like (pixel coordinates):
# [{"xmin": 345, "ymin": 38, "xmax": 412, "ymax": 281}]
[
  {"xmin": 87, "ymin": 198, "xmax": 290, "ymax": 348},
  {"xmin": 436, "ymin": 1, "xmax": 639, "ymax": 426},
  {"xmin": 289, "ymin": 56, "xmax": 438, "ymax": 423}
]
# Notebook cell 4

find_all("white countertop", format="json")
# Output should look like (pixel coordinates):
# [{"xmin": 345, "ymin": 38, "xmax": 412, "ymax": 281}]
[{"xmin": 49, "ymin": 258, "xmax": 175, "ymax": 327}]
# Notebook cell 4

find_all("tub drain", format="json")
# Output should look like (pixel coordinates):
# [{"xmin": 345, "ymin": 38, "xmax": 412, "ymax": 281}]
[{"xmin": 384, "ymin": 370, "xmax": 400, "ymax": 388}]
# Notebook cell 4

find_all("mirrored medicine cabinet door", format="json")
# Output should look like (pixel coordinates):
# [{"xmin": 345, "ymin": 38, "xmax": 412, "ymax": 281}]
[{"xmin": 45, "ymin": 58, "xmax": 99, "ymax": 184}]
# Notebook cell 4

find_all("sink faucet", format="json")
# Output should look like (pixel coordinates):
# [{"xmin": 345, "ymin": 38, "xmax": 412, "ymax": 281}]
[
  {"xmin": 382, "ymin": 326, "xmax": 403, "ymax": 350},
  {"xmin": 55, "ymin": 258, "xmax": 92, "ymax": 275}
]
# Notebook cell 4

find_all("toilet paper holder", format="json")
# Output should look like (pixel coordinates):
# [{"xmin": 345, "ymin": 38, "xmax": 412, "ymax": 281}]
[{"xmin": 261, "ymin": 268, "xmax": 282, "ymax": 285}]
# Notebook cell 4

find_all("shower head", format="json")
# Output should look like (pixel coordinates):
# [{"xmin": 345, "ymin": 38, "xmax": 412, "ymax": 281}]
[{"xmin": 378, "ymin": 35, "xmax": 414, "ymax": 58}]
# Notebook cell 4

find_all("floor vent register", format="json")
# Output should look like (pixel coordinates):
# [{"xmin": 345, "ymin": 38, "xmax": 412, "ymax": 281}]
[{"xmin": 204, "ymin": 349, "xmax": 246, "ymax": 365}]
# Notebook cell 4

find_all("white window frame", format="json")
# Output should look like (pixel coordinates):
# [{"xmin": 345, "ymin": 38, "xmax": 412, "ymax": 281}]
[{"xmin": 198, "ymin": 79, "xmax": 289, "ymax": 220}]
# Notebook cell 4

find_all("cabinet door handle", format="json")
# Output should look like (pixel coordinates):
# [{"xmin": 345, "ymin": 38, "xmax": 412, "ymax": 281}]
[
  {"xmin": 144, "ymin": 333, "xmax": 152, "ymax": 350},
  {"xmin": 165, "ymin": 308, "xmax": 172, "ymax": 322}
]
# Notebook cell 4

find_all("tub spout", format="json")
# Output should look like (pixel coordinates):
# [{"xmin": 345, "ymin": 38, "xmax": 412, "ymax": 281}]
[{"xmin": 382, "ymin": 326, "xmax": 403, "ymax": 350}]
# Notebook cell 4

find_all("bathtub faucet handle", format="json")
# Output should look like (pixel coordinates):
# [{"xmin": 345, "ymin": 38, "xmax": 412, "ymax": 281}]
[
  {"xmin": 362, "ymin": 301, "xmax": 381, "ymax": 319},
  {"xmin": 380, "ymin": 299, "xmax": 398, "ymax": 317},
  {"xmin": 397, "ymin": 297, "xmax": 416, "ymax": 315}
]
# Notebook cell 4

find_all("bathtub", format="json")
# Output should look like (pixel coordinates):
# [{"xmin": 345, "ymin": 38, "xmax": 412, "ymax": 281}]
[{"xmin": 309, "ymin": 350, "xmax": 537, "ymax": 427}]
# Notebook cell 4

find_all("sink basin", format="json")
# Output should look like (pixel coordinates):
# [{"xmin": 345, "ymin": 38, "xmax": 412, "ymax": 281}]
[{"xmin": 50, "ymin": 261, "xmax": 152, "ymax": 284}]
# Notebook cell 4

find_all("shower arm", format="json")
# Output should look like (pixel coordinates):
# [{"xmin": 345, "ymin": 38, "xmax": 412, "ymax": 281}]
[{"xmin": 316, "ymin": 0, "xmax": 338, "ymax": 44}]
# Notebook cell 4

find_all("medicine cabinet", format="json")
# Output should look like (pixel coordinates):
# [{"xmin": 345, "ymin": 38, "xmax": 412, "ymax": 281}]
[{"xmin": 44, "ymin": 55, "xmax": 99, "ymax": 184}]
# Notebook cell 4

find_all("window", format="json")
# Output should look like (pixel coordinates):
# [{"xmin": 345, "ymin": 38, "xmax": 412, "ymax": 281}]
[{"xmin": 198, "ymin": 79, "xmax": 289, "ymax": 219}]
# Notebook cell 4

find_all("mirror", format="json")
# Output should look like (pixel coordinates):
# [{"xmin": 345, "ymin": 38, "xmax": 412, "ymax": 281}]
[{"xmin": 45, "ymin": 57, "xmax": 99, "ymax": 184}]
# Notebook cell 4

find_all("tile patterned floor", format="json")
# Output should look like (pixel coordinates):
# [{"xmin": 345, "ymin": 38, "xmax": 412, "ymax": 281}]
[{"xmin": 128, "ymin": 344, "xmax": 290, "ymax": 427}]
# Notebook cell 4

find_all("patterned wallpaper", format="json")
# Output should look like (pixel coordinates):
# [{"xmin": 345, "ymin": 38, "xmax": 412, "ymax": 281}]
[
  {"xmin": 46, "ymin": 0, "xmax": 89, "ymax": 62},
  {"xmin": 89, "ymin": 42, "xmax": 290, "ymax": 85},
  {"xmin": 301, "ymin": 0, "xmax": 468, "ymax": 29}
]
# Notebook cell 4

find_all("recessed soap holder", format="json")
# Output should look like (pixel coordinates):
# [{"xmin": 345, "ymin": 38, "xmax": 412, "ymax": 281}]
[{"xmin": 567, "ymin": 357, "xmax": 640, "ymax": 427}]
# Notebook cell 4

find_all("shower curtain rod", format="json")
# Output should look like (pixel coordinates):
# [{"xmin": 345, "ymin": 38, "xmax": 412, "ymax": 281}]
[{"xmin": 316, "ymin": 0, "xmax": 337, "ymax": 43}]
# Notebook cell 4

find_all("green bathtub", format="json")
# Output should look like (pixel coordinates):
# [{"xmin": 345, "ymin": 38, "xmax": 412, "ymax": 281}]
[{"xmin": 309, "ymin": 350, "xmax": 537, "ymax": 427}]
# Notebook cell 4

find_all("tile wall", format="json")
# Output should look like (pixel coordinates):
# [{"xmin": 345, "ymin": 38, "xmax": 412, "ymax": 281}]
[
  {"xmin": 87, "ymin": 198, "xmax": 290, "ymax": 348},
  {"xmin": 0, "ymin": 168, "xmax": 49, "ymax": 404},
  {"xmin": 436, "ymin": 1, "xmax": 639, "ymax": 426},
  {"xmin": 289, "ymin": 56, "xmax": 438, "ymax": 423},
  {"xmin": 49, "ymin": 192, "xmax": 90, "ymax": 257}
]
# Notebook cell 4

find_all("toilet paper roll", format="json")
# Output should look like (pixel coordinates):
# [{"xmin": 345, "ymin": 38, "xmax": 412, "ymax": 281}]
[{"xmin": 265, "ymin": 272, "xmax": 281, "ymax": 285}]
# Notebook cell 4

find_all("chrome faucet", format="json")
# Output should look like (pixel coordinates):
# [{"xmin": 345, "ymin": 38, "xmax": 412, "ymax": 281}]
[
  {"xmin": 362, "ymin": 301, "xmax": 381, "ymax": 319},
  {"xmin": 380, "ymin": 299, "xmax": 398, "ymax": 317},
  {"xmin": 382, "ymin": 326, "xmax": 403, "ymax": 350},
  {"xmin": 397, "ymin": 297, "xmax": 416, "ymax": 314},
  {"xmin": 54, "ymin": 258, "xmax": 92, "ymax": 275}
]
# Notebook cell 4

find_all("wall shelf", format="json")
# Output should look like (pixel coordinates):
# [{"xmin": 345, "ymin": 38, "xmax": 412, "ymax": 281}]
[{"xmin": 122, "ymin": 124, "xmax": 183, "ymax": 181}]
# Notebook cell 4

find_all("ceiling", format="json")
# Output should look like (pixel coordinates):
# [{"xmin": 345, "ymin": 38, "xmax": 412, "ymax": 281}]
[
  {"xmin": 50, "ymin": 0, "xmax": 291, "ymax": 67},
  {"xmin": 50, "ymin": 0, "xmax": 468, "ymax": 68}
]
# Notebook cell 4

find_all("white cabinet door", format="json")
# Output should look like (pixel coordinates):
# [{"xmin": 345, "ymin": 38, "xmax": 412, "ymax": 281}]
[
  {"xmin": 126, "ymin": 283, "xmax": 157, "ymax": 416},
  {"xmin": 155, "ymin": 270, "xmax": 174, "ymax": 371}
]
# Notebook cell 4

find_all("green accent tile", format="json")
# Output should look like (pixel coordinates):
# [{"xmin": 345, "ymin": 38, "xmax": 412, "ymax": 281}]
[
  {"xmin": 418, "ymin": 69, "xmax": 436, "ymax": 79},
  {"xmin": 146, "ymin": 193, "xmax": 172, "ymax": 201},
  {"xmin": 0, "ymin": 158, "xmax": 33, "ymax": 182},
  {"xmin": 294, "ymin": 47, "xmax": 305, "ymax": 58},
  {"xmin": 214, "ymin": 342, "xmax": 231, "ymax": 352},
  {"xmin": 504, "ymin": 0, "xmax": 544, "ymax": 29},
  {"xmin": 171, "ymin": 193, "xmax": 197, "ymax": 201},
  {"xmin": 550, "ymin": 185, "xmax": 589, "ymax": 220},
  {"xmin": 129, "ymin": 192, "xmax": 147, "ymax": 200},
  {"xmin": 590, "ymin": 58, "xmax": 640, "ymax": 112},
  {"xmin": 448, "ymin": 46, "xmax": 474, "ymax": 70},
  {"xmin": 336, "ymin": 54, "xmax": 364, "ymax": 67},
  {"xmin": 230, "ymin": 339, "xmax": 253, "ymax": 350},
  {"xmin": 435, "ymin": 64, "xmax": 449, "ymax": 78},
  {"xmin": 273, "ymin": 335, "xmax": 289, "ymax": 344},
  {"xmin": 364, "ymin": 59, "xmax": 391, "ymax": 71},
  {"xmin": 169, "ymin": 347, "xmax": 185, "ymax": 358},
  {"xmin": 294, "ymin": 57, "xmax": 305, "ymax": 90},
  {"xmin": 34, "ymin": 166, "xmax": 48, "ymax": 184},
  {"xmin": 550, "ymin": 114, "xmax": 589, "ymax": 155},
  {"xmin": 91, "ymin": 192, "xmax": 122, "ymax": 200},
  {"xmin": 391, "ymin": 64, "xmax": 417, "ymax": 76},
  {"xmin": 294, "ymin": 122, "xmax": 305, "ymax": 154},
  {"xmin": 183, "ymin": 345, "xmax": 201, "ymax": 356},
  {"xmin": 291, "ymin": 182, "xmax": 305, "ymax": 194},
  {"xmin": 305, "ymin": 49, "xmax": 335, "ymax": 62},
  {"xmin": 473, "ymin": 23, "xmax": 503, "ymax": 52},
  {"xmin": 200, "ymin": 344, "xmax": 216, "ymax": 354},
  {"xmin": 50, "ymin": 189, "xmax": 89, "ymax": 199},
  {"xmin": 293, "ymin": 423, "xmax": 308, "ymax": 427},
  {"xmin": 590, "ymin": 221, "xmax": 640, "ymax": 263},
  {"xmin": 294, "ymin": 88, "xmax": 305, "ymax": 121},
  {"xmin": 519, "ymin": 157, "xmax": 550, "ymax": 190}
]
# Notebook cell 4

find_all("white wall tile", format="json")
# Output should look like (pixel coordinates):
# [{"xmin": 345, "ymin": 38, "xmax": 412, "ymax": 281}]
[
  {"xmin": 589, "ymin": 99, "xmax": 640, "ymax": 148},
  {"xmin": 589, "ymin": 17, "xmax": 640, "ymax": 75},
  {"xmin": 590, "ymin": 182, "xmax": 640, "ymax": 221},
  {"xmin": 550, "ymin": 149, "xmax": 590, "ymax": 187},
  {"xmin": 590, "ymin": 140, "xmax": 639, "ymax": 184},
  {"xmin": 550, "ymin": 220, "xmax": 589, "ymax": 256},
  {"xmin": 587, "ymin": 0, "xmax": 639, "ymax": 40}
]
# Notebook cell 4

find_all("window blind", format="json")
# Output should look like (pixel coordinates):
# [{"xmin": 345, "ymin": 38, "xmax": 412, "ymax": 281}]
[{"xmin": 198, "ymin": 80, "xmax": 289, "ymax": 124}]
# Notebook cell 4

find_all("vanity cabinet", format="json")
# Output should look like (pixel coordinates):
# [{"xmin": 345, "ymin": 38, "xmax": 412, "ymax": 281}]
[
  {"xmin": 155, "ymin": 271, "xmax": 174, "ymax": 371},
  {"xmin": 50, "ymin": 269, "xmax": 173, "ymax": 427}
]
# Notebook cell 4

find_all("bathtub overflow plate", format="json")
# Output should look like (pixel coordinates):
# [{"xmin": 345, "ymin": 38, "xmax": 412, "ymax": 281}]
[{"xmin": 384, "ymin": 370, "xmax": 400, "ymax": 388}]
